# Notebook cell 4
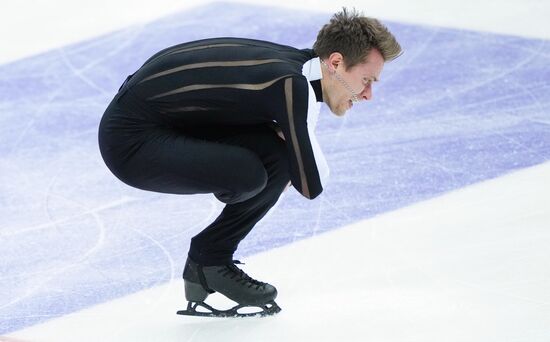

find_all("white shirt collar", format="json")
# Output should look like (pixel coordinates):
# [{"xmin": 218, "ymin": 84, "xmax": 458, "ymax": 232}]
[{"xmin": 302, "ymin": 57, "xmax": 322, "ymax": 81}]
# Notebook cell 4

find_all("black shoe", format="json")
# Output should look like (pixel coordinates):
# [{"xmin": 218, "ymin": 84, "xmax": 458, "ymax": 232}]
[
  {"xmin": 182, "ymin": 257, "xmax": 277, "ymax": 305},
  {"xmin": 178, "ymin": 257, "xmax": 281, "ymax": 317}
]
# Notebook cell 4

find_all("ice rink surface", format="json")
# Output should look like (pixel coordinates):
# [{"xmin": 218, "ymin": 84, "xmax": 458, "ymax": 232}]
[{"xmin": 1, "ymin": 1, "xmax": 549, "ymax": 341}]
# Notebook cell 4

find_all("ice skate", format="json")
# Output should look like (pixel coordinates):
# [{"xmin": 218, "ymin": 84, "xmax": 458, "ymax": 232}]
[{"xmin": 177, "ymin": 257, "xmax": 281, "ymax": 317}]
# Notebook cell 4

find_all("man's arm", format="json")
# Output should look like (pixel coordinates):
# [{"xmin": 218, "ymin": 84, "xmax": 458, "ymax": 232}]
[{"xmin": 277, "ymin": 76, "xmax": 323, "ymax": 199}]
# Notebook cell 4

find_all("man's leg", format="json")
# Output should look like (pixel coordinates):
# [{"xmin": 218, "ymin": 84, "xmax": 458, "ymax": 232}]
[
  {"xmin": 100, "ymin": 103, "xmax": 286, "ymax": 314},
  {"xmin": 100, "ymin": 124, "xmax": 271, "ymax": 204},
  {"xmin": 101, "ymin": 118, "xmax": 289, "ymax": 262},
  {"xmin": 188, "ymin": 125, "xmax": 290, "ymax": 265},
  {"xmin": 179, "ymin": 125, "xmax": 287, "ymax": 316}
]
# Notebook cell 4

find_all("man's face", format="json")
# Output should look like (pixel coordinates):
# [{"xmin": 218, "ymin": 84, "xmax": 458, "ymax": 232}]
[{"xmin": 321, "ymin": 49, "xmax": 385, "ymax": 117}]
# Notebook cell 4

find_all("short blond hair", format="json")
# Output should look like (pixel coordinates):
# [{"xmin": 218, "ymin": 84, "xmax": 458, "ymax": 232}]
[{"xmin": 313, "ymin": 8, "xmax": 402, "ymax": 69}]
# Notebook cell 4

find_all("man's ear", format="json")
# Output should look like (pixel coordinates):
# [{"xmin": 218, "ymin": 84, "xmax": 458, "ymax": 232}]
[{"xmin": 327, "ymin": 52, "xmax": 344, "ymax": 72}]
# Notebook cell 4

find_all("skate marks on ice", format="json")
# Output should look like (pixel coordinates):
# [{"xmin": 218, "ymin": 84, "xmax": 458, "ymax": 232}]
[
  {"xmin": 9, "ymin": 162, "xmax": 550, "ymax": 342},
  {"xmin": 2, "ymin": 1, "xmax": 550, "ymax": 335}
]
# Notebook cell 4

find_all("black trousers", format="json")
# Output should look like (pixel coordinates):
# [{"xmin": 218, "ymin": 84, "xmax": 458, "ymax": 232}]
[{"xmin": 98, "ymin": 89, "xmax": 290, "ymax": 265}]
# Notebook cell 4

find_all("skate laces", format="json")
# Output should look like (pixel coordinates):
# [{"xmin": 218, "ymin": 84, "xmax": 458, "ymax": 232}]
[{"xmin": 218, "ymin": 260, "xmax": 267, "ymax": 289}]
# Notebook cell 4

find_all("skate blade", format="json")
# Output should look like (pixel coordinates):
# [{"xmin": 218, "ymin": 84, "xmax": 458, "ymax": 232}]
[{"xmin": 177, "ymin": 300, "xmax": 281, "ymax": 318}]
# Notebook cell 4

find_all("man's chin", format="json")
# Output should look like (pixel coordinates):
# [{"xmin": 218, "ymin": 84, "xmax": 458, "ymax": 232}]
[
  {"xmin": 327, "ymin": 103, "xmax": 348, "ymax": 117},
  {"xmin": 331, "ymin": 108, "xmax": 347, "ymax": 117}
]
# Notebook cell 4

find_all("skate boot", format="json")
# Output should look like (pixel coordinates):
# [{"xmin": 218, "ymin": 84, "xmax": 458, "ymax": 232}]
[{"xmin": 177, "ymin": 257, "xmax": 281, "ymax": 317}]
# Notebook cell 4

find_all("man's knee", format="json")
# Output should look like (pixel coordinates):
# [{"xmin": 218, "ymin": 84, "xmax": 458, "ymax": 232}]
[{"xmin": 215, "ymin": 155, "xmax": 268, "ymax": 204}]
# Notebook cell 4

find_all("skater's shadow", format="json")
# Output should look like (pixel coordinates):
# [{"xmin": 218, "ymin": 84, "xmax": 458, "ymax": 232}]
[{"xmin": 170, "ymin": 315, "xmax": 278, "ymax": 340}]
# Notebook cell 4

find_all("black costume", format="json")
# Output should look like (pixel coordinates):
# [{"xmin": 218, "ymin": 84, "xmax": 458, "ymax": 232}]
[{"xmin": 98, "ymin": 37, "xmax": 324, "ymax": 265}]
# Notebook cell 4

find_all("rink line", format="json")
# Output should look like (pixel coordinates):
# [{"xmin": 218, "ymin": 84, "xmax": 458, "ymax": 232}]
[
  {"xmin": 3, "ymin": 197, "xmax": 138, "ymax": 236},
  {"xmin": 8, "ymin": 161, "xmax": 550, "ymax": 342}
]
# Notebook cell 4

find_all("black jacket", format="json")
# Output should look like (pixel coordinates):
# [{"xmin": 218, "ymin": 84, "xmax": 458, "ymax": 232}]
[{"xmin": 120, "ymin": 37, "xmax": 322, "ymax": 199}]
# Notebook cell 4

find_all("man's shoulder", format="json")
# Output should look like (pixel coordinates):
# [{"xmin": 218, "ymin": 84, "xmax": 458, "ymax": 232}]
[
  {"xmin": 185, "ymin": 37, "xmax": 315, "ymax": 59},
  {"xmin": 202, "ymin": 37, "xmax": 306, "ymax": 51},
  {"xmin": 144, "ymin": 37, "xmax": 316, "ymax": 67}
]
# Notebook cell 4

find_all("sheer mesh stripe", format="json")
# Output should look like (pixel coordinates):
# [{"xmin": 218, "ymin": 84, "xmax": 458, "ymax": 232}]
[
  {"xmin": 162, "ymin": 106, "xmax": 221, "ymax": 113},
  {"xmin": 147, "ymin": 75, "xmax": 292, "ymax": 100},
  {"xmin": 284, "ymin": 77, "xmax": 310, "ymax": 198},
  {"xmin": 144, "ymin": 43, "xmax": 245, "ymax": 66},
  {"xmin": 139, "ymin": 59, "xmax": 287, "ymax": 84}
]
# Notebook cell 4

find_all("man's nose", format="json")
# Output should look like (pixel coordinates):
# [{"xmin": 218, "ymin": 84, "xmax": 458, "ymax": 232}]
[{"xmin": 361, "ymin": 85, "xmax": 372, "ymax": 101}]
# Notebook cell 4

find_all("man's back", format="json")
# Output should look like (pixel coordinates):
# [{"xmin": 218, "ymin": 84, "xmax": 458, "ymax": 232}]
[{"xmin": 123, "ymin": 37, "xmax": 315, "ymax": 126}]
